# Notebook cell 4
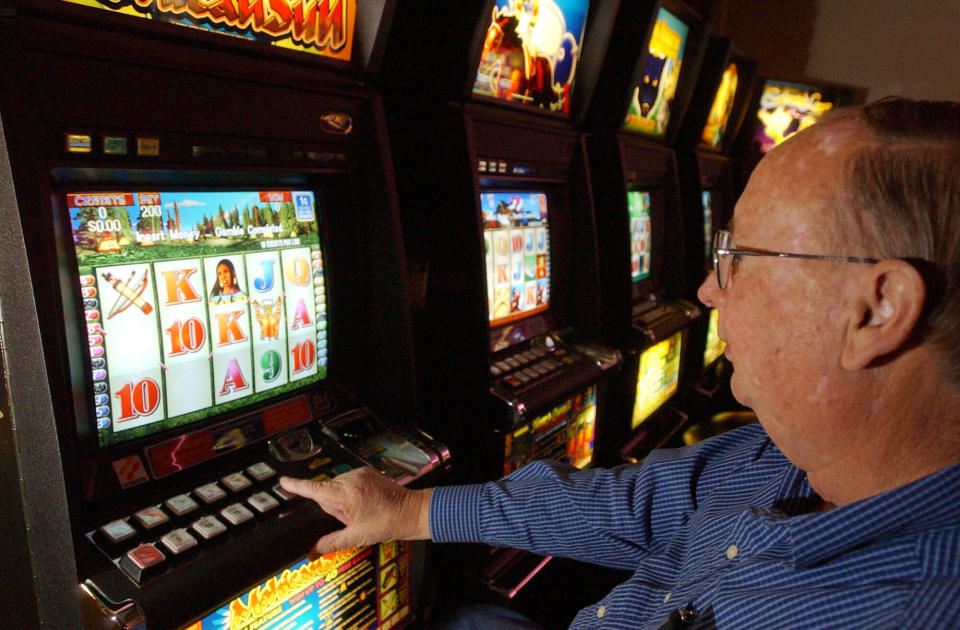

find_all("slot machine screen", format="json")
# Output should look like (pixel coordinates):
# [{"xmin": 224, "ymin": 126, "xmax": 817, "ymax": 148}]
[
  {"xmin": 701, "ymin": 62, "xmax": 739, "ymax": 150},
  {"xmin": 631, "ymin": 331, "xmax": 682, "ymax": 429},
  {"xmin": 472, "ymin": 0, "xmax": 591, "ymax": 114},
  {"xmin": 627, "ymin": 190, "xmax": 652, "ymax": 283},
  {"xmin": 701, "ymin": 190, "xmax": 714, "ymax": 266},
  {"xmin": 624, "ymin": 6, "xmax": 690, "ymax": 136},
  {"xmin": 482, "ymin": 190, "xmax": 550, "ymax": 328},
  {"xmin": 752, "ymin": 79, "xmax": 835, "ymax": 154},
  {"xmin": 66, "ymin": 188, "xmax": 328, "ymax": 449},
  {"xmin": 56, "ymin": 0, "xmax": 357, "ymax": 61},
  {"xmin": 702, "ymin": 308, "xmax": 725, "ymax": 368}
]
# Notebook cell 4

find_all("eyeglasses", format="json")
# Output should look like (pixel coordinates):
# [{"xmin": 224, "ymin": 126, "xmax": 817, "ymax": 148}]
[{"xmin": 712, "ymin": 229, "xmax": 880, "ymax": 290}]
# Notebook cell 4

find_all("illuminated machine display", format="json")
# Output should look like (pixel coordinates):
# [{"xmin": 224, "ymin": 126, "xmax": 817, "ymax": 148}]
[
  {"xmin": 671, "ymin": 37, "xmax": 759, "ymax": 407},
  {"xmin": 0, "ymin": 1, "xmax": 448, "ymax": 628},
  {"xmin": 581, "ymin": 0, "xmax": 710, "ymax": 464},
  {"xmin": 372, "ymin": 0, "xmax": 625, "ymax": 611},
  {"xmin": 380, "ymin": 0, "xmax": 624, "ymax": 488},
  {"xmin": 730, "ymin": 75, "xmax": 866, "ymax": 192}
]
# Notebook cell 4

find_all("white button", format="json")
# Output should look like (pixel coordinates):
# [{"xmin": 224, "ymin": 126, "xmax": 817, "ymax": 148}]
[
  {"xmin": 663, "ymin": 593, "xmax": 671, "ymax": 603},
  {"xmin": 726, "ymin": 544, "xmax": 739, "ymax": 560},
  {"xmin": 596, "ymin": 605, "xmax": 606, "ymax": 618}
]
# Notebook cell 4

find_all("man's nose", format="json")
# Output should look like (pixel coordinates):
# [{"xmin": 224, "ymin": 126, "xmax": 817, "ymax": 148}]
[{"xmin": 697, "ymin": 271, "xmax": 719, "ymax": 308}]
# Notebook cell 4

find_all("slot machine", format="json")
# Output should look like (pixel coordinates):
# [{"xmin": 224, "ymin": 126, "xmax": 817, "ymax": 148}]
[
  {"xmin": 672, "ymin": 37, "xmax": 759, "ymax": 415},
  {"xmin": 375, "ymin": 0, "xmax": 623, "ymax": 611},
  {"xmin": 580, "ymin": 0, "xmax": 713, "ymax": 465},
  {"xmin": 730, "ymin": 75, "xmax": 868, "ymax": 195},
  {"xmin": 0, "ymin": 1, "xmax": 448, "ymax": 628}
]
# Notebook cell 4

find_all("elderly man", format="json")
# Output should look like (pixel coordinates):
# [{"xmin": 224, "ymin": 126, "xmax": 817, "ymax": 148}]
[{"xmin": 280, "ymin": 98, "xmax": 960, "ymax": 629}]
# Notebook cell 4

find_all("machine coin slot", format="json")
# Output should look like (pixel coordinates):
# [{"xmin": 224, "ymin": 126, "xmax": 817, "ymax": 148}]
[{"xmin": 268, "ymin": 429, "xmax": 320, "ymax": 462}]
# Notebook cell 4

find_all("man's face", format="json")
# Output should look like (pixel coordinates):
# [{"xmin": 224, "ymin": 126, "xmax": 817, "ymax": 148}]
[{"xmin": 698, "ymin": 120, "xmax": 875, "ymax": 470}]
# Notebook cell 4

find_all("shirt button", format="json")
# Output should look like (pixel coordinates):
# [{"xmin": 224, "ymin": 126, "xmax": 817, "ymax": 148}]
[
  {"xmin": 597, "ymin": 605, "xmax": 606, "ymax": 618},
  {"xmin": 726, "ymin": 544, "xmax": 739, "ymax": 560},
  {"xmin": 663, "ymin": 593, "xmax": 671, "ymax": 603}
]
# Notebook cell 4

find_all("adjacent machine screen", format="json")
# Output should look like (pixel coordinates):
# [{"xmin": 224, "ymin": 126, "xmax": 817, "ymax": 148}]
[
  {"xmin": 701, "ymin": 62, "xmax": 739, "ymax": 150},
  {"xmin": 482, "ymin": 190, "xmax": 550, "ymax": 327},
  {"xmin": 701, "ymin": 190, "xmax": 714, "ymax": 265},
  {"xmin": 752, "ymin": 79, "xmax": 835, "ymax": 153},
  {"xmin": 631, "ymin": 331, "xmax": 682, "ymax": 430},
  {"xmin": 628, "ymin": 190, "xmax": 652, "ymax": 283},
  {"xmin": 702, "ymin": 308, "xmax": 726, "ymax": 368},
  {"xmin": 624, "ymin": 6, "xmax": 690, "ymax": 136},
  {"xmin": 67, "ymin": 189, "xmax": 328, "ymax": 448},
  {"xmin": 473, "ymin": 0, "xmax": 591, "ymax": 113}
]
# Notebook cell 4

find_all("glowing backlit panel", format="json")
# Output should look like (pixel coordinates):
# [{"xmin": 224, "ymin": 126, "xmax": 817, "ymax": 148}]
[
  {"xmin": 473, "ymin": 0, "xmax": 590, "ymax": 113},
  {"xmin": 68, "ymin": 190, "xmax": 328, "ymax": 447},
  {"xmin": 631, "ymin": 331, "xmax": 681, "ymax": 430},
  {"xmin": 181, "ymin": 543, "xmax": 411, "ymax": 630},
  {"xmin": 701, "ymin": 62, "xmax": 739, "ymax": 149},
  {"xmin": 624, "ymin": 7, "xmax": 689, "ymax": 136},
  {"xmin": 628, "ymin": 190, "xmax": 652, "ymax": 283},
  {"xmin": 753, "ymin": 80, "xmax": 835, "ymax": 153},
  {"xmin": 504, "ymin": 385, "xmax": 596, "ymax": 475},
  {"xmin": 701, "ymin": 190, "xmax": 713, "ymax": 264},
  {"xmin": 482, "ymin": 191, "xmax": 550, "ymax": 327},
  {"xmin": 703, "ymin": 308, "xmax": 726, "ymax": 368},
  {"xmin": 59, "ymin": 0, "xmax": 355, "ymax": 61}
]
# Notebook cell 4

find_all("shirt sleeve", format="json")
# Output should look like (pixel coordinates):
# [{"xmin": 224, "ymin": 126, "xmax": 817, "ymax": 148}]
[{"xmin": 429, "ymin": 424, "xmax": 771, "ymax": 570}]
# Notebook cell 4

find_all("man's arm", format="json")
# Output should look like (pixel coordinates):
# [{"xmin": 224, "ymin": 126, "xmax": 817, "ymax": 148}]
[
  {"xmin": 282, "ymin": 424, "xmax": 772, "ymax": 566},
  {"xmin": 279, "ymin": 468, "xmax": 432, "ymax": 558}
]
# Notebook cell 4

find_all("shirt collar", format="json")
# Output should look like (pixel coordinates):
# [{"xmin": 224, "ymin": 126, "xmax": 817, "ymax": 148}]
[{"xmin": 788, "ymin": 458, "xmax": 960, "ymax": 568}]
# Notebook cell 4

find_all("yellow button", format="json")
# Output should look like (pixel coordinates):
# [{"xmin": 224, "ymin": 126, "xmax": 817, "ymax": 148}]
[
  {"xmin": 596, "ymin": 605, "xmax": 606, "ymax": 618},
  {"xmin": 726, "ymin": 544, "xmax": 739, "ymax": 560}
]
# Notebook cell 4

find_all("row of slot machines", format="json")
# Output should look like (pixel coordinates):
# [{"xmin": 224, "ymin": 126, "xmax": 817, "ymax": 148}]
[
  {"xmin": 0, "ymin": 0, "xmax": 866, "ymax": 627},
  {"xmin": 376, "ymin": 0, "xmax": 865, "ymax": 609}
]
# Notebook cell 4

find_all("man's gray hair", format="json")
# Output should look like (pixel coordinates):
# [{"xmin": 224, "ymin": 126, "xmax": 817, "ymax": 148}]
[{"xmin": 827, "ymin": 98, "xmax": 960, "ymax": 384}]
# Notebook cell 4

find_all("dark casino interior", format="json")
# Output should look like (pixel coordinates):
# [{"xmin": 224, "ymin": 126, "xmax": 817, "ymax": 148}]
[{"xmin": 1, "ymin": 1, "xmax": 956, "ymax": 628}]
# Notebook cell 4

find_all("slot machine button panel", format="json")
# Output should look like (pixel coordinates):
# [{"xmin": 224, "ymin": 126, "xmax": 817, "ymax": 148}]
[
  {"xmin": 133, "ymin": 506, "xmax": 171, "ymax": 532},
  {"xmin": 220, "ymin": 472, "xmax": 253, "ymax": 494},
  {"xmin": 191, "ymin": 515, "xmax": 228, "ymax": 542},
  {"xmin": 120, "ymin": 543, "xmax": 167, "ymax": 583},
  {"xmin": 159, "ymin": 528, "xmax": 198, "ymax": 557},
  {"xmin": 245, "ymin": 461, "xmax": 276, "ymax": 482},
  {"xmin": 246, "ymin": 491, "xmax": 280, "ymax": 515},
  {"xmin": 194, "ymin": 482, "xmax": 228, "ymax": 505},
  {"xmin": 164, "ymin": 494, "xmax": 200, "ymax": 519},
  {"xmin": 97, "ymin": 518, "xmax": 138, "ymax": 552},
  {"xmin": 220, "ymin": 503, "xmax": 256, "ymax": 527},
  {"xmin": 271, "ymin": 483, "xmax": 297, "ymax": 502},
  {"xmin": 504, "ymin": 375, "xmax": 523, "ymax": 388}
]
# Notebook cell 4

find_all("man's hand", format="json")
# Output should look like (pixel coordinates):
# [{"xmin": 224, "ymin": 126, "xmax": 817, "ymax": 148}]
[{"xmin": 279, "ymin": 467, "xmax": 433, "ymax": 558}]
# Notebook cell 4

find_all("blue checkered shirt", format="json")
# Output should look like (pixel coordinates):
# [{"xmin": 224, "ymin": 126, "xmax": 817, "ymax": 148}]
[{"xmin": 430, "ymin": 424, "xmax": 960, "ymax": 629}]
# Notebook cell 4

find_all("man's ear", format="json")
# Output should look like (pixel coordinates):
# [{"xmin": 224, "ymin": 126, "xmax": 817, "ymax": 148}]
[{"xmin": 841, "ymin": 259, "xmax": 926, "ymax": 370}]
